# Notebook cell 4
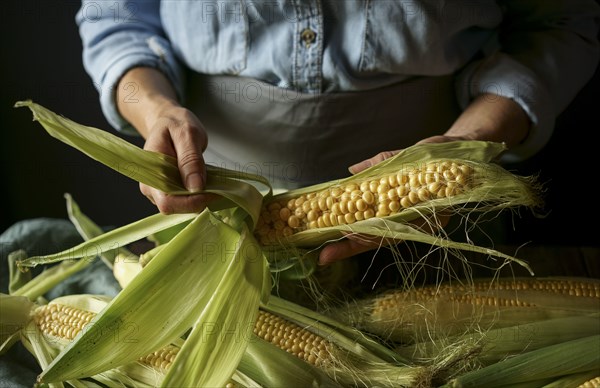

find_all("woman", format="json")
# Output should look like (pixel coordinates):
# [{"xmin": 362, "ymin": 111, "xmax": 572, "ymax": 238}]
[{"xmin": 76, "ymin": 0, "xmax": 600, "ymax": 264}]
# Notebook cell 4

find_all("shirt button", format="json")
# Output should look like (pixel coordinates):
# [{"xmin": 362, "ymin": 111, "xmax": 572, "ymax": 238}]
[{"xmin": 301, "ymin": 28, "xmax": 317, "ymax": 48}]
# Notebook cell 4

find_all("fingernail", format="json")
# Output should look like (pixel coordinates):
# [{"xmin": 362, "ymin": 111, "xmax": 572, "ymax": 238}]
[{"xmin": 185, "ymin": 172, "xmax": 203, "ymax": 192}]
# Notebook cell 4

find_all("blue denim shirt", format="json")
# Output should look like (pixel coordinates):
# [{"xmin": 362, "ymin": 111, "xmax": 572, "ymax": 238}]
[{"xmin": 76, "ymin": 0, "xmax": 599, "ymax": 161}]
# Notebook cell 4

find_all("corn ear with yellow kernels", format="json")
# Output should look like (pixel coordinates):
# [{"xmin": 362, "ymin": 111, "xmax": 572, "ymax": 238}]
[
  {"xmin": 334, "ymin": 277, "xmax": 600, "ymax": 343},
  {"xmin": 256, "ymin": 141, "xmax": 542, "ymax": 274}
]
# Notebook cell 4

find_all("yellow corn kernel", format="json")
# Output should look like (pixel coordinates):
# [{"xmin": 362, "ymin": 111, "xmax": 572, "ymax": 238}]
[
  {"xmin": 253, "ymin": 310, "xmax": 332, "ymax": 367},
  {"xmin": 255, "ymin": 160, "xmax": 473, "ymax": 244},
  {"xmin": 579, "ymin": 376, "xmax": 600, "ymax": 388},
  {"xmin": 33, "ymin": 303, "xmax": 179, "ymax": 371}
]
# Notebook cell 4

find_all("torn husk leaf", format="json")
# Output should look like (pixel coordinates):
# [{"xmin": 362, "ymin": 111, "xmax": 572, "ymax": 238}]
[
  {"xmin": 11, "ymin": 250, "xmax": 92, "ymax": 301},
  {"xmin": 16, "ymin": 212, "xmax": 196, "ymax": 269},
  {"xmin": 15, "ymin": 100, "xmax": 271, "ymax": 227},
  {"xmin": 64, "ymin": 193, "xmax": 138, "ymax": 269}
]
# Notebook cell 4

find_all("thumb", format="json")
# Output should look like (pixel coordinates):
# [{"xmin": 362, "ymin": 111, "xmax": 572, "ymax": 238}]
[
  {"xmin": 170, "ymin": 120, "xmax": 208, "ymax": 193},
  {"xmin": 348, "ymin": 150, "xmax": 400, "ymax": 174},
  {"xmin": 178, "ymin": 151, "xmax": 206, "ymax": 193}
]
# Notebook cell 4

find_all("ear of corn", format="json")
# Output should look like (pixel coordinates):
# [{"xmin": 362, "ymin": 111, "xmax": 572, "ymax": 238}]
[
  {"xmin": 16, "ymin": 99, "xmax": 541, "ymax": 276},
  {"xmin": 12, "ymin": 100, "xmax": 575, "ymax": 388},
  {"xmin": 339, "ymin": 277, "xmax": 600, "ymax": 343},
  {"xmin": 3, "ymin": 293, "xmax": 180, "ymax": 387},
  {"xmin": 240, "ymin": 335, "xmax": 340, "ymax": 387},
  {"xmin": 396, "ymin": 313, "xmax": 600, "ymax": 378},
  {"xmin": 577, "ymin": 376, "xmax": 600, "ymax": 388},
  {"xmin": 5, "ymin": 291, "xmax": 333, "ymax": 388},
  {"xmin": 4, "ymin": 293, "xmax": 144, "ymax": 387},
  {"xmin": 105, "ymin": 240, "xmax": 427, "ymax": 388},
  {"xmin": 255, "ymin": 141, "xmax": 541, "ymax": 273},
  {"xmin": 441, "ymin": 335, "xmax": 600, "ymax": 388},
  {"xmin": 112, "ymin": 252, "xmax": 143, "ymax": 289},
  {"xmin": 35, "ymin": 210, "xmax": 266, "ymax": 387},
  {"xmin": 260, "ymin": 296, "xmax": 434, "ymax": 388}
]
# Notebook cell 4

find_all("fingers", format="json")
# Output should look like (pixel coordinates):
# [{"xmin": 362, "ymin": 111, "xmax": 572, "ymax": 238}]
[
  {"xmin": 348, "ymin": 135, "xmax": 469, "ymax": 176},
  {"xmin": 140, "ymin": 182, "xmax": 216, "ymax": 214},
  {"xmin": 169, "ymin": 115, "xmax": 208, "ymax": 193},
  {"xmin": 319, "ymin": 236, "xmax": 383, "ymax": 266},
  {"xmin": 318, "ymin": 212, "xmax": 451, "ymax": 266},
  {"xmin": 416, "ymin": 135, "xmax": 468, "ymax": 145},
  {"xmin": 141, "ymin": 107, "xmax": 211, "ymax": 213},
  {"xmin": 348, "ymin": 150, "xmax": 400, "ymax": 174}
]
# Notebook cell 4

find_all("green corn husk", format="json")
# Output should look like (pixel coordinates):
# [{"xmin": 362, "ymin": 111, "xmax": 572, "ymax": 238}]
[
  {"xmin": 26, "ymin": 209, "xmax": 266, "ymax": 387},
  {"xmin": 108, "ymin": 233, "xmax": 429, "ymax": 388},
  {"xmin": 541, "ymin": 371, "xmax": 600, "ymax": 388},
  {"xmin": 441, "ymin": 335, "xmax": 600, "ymax": 387},
  {"xmin": 260, "ymin": 296, "xmax": 431, "ymax": 388},
  {"xmin": 15, "ymin": 100, "xmax": 271, "ymax": 228},
  {"xmin": 3, "ymin": 288, "xmax": 339, "ymax": 388},
  {"xmin": 64, "ymin": 192, "xmax": 139, "ymax": 268},
  {"xmin": 8, "ymin": 194, "xmax": 138, "ymax": 300},
  {"xmin": 333, "ymin": 277, "xmax": 600, "ymax": 344},
  {"xmin": 397, "ymin": 313, "xmax": 600, "ymax": 366}
]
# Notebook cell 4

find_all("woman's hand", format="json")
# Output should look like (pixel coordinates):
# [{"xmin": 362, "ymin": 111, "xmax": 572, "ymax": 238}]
[
  {"xmin": 139, "ymin": 103, "xmax": 214, "ymax": 214},
  {"xmin": 320, "ymin": 93, "xmax": 530, "ymax": 265},
  {"xmin": 117, "ymin": 67, "xmax": 214, "ymax": 214}
]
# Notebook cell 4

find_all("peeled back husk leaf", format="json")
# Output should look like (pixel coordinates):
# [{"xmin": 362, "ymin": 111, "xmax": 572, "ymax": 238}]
[{"xmin": 15, "ymin": 100, "xmax": 271, "ymax": 228}]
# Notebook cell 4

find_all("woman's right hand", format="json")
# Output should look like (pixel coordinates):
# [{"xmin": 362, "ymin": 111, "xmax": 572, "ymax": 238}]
[
  {"xmin": 140, "ymin": 102, "xmax": 214, "ymax": 214},
  {"xmin": 117, "ymin": 67, "xmax": 214, "ymax": 214}
]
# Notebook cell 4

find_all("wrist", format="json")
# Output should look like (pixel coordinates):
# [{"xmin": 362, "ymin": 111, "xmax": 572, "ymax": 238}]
[
  {"xmin": 446, "ymin": 94, "xmax": 530, "ymax": 147},
  {"xmin": 116, "ymin": 67, "xmax": 180, "ymax": 138}
]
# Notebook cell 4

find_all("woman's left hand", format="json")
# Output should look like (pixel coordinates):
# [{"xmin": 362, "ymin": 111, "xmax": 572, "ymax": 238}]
[{"xmin": 319, "ymin": 93, "xmax": 530, "ymax": 265}]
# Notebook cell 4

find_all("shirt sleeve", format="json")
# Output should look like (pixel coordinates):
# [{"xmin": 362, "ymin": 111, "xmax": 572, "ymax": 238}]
[
  {"xmin": 76, "ymin": 0, "xmax": 185, "ymax": 136},
  {"xmin": 456, "ymin": 0, "xmax": 600, "ymax": 162}
]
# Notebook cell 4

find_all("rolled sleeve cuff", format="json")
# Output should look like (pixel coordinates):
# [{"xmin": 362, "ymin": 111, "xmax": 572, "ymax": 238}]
[
  {"xmin": 456, "ymin": 52, "xmax": 555, "ymax": 163},
  {"xmin": 99, "ymin": 41, "xmax": 185, "ymax": 136}
]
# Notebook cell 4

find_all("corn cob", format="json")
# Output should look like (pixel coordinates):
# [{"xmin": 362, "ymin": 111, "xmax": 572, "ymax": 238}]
[
  {"xmin": 29, "ymin": 301, "xmax": 246, "ymax": 387},
  {"xmin": 256, "ymin": 160, "xmax": 474, "ymax": 244},
  {"xmin": 580, "ymin": 377, "xmax": 600, "ymax": 388},
  {"xmin": 33, "ymin": 301, "xmax": 422, "ymax": 387},
  {"xmin": 254, "ymin": 310, "xmax": 333, "ymax": 367},
  {"xmin": 33, "ymin": 303, "xmax": 330, "ymax": 371},
  {"xmin": 338, "ymin": 277, "xmax": 600, "ymax": 343},
  {"xmin": 32, "ymin": 302, "xmax": 179, "ymax": 372}
]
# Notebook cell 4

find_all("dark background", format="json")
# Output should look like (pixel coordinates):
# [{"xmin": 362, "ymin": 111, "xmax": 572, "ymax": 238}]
[{"xmin": 1, "ymin": 1, "xmax": 599, "ymax": 249}]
